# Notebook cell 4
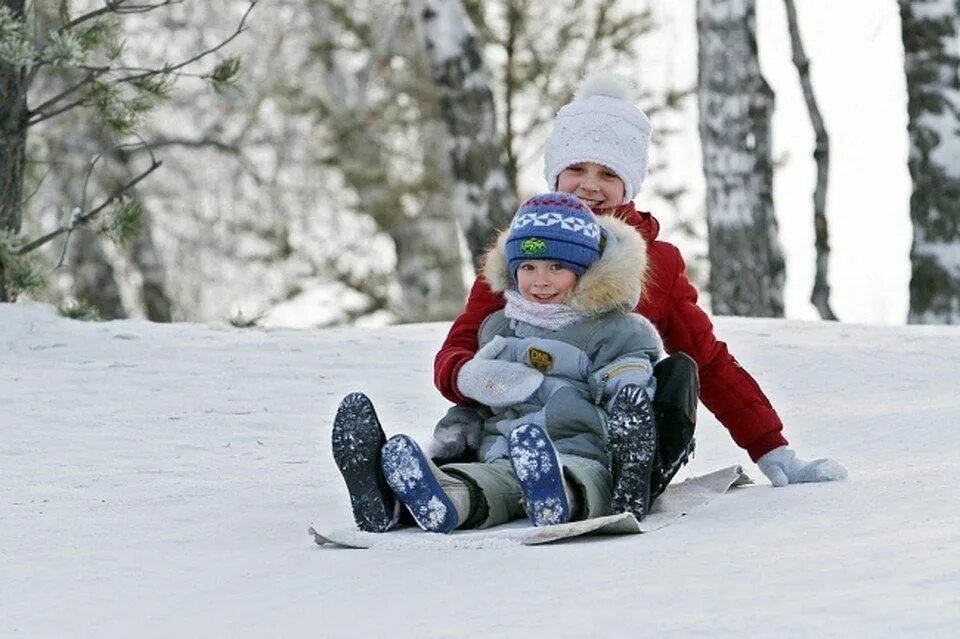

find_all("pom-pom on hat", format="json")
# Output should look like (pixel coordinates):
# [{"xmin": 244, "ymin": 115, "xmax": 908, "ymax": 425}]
[
  {"xmin": 504, "ymin": 193, "xmax": 603, "ymax": 281},
  {"xmin": 543, "ymin": 73, "xmax": 652, "ymax": 204}
]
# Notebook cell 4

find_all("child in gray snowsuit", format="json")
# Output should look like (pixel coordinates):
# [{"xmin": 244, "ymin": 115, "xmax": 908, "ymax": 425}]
[{"xmin": 340, "ymin": 192, "xmax": 665, "ymax": 534}]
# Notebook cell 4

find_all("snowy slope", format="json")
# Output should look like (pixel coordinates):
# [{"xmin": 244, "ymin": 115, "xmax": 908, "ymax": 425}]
[{"xmin": 2, "ymin": 303, "xmax": 958, "ymax": 638}]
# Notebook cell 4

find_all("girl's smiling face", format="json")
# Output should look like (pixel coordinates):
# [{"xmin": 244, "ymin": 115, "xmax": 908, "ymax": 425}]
[
  {"xmin": 516, "ymin": 260, "xmax": 578, "ymax": 304},
  {"xmin": 556, "ymin": 162, "xmax": 625, "ymax": 210}
]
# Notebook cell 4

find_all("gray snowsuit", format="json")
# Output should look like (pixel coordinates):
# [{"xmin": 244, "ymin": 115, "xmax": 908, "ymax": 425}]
[{"xmin": 439, "ymin": 214, "xmax": 664, "ymax": 528}]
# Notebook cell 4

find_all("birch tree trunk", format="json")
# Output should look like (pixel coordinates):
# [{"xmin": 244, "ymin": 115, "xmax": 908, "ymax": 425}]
[
  {"xmin": 411, "ymin": 0, "xmax": 515, "ymax": 267},
  {"xmin": 0, "ymin": 0, "xmax": 27, "ymax": 301},
  {"xmin": 784, "ymin": 0, "xmax": 836, "ymax": 321},
  {"xmin": 393, "ymin": 118, "xmax": 467, "ymax": 322},
  {"xmin": 900, "ymin": 0, "xmax": 960, "ymax": 323},
  {"xmin": 697, "ymin": 0, "xmax": 785, "ymax": 317},
  {"xmin": 307, "ymin": 2, "xmax": 467, "ymax": 322}
]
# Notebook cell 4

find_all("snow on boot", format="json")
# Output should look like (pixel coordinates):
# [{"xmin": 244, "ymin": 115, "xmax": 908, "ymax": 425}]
[
  {"xmin": 380, "ymin": 435, "xmax": 465, "ymax": 534},
  {"xmin": 508, "ymin": 423, "xmax": 571, "ymax": 527},
  {"xmin": 608, "ymin": 384, "xmax": 658, "ymax": 521},
  {"xmin": 331, "ymin": 393, "xmax": 400, "ymax": 533}
]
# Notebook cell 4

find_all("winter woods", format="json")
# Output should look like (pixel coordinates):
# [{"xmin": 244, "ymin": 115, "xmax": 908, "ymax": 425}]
[
  {"xmin": 899, "ymin": 0, "xmax": 960, "ymax": 324},
  {"xmin": 0, "ymin": 0, "xmax": 252, "ymax": 309},
  {"xmin": 0, "ymin": 1, "xmax": 952, "ymax": 326}
]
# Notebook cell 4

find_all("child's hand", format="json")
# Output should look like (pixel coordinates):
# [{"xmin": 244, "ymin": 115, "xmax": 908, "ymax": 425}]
[
  {"xmin": 757, "ymin": 446, "xmax": 848, "ymax": 487},
  {"xmin": 427, "ymin": 407, "xmax": 484, "ymax": 459},
  {"xmin": 474, "ymin": 335, "xmax": 517, "ymax": 360},
  {"xmin": 457, "ymin": 358, "xmax": 544, "ymax": 408}
]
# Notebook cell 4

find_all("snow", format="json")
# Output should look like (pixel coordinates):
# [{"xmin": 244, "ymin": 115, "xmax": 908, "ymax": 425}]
[{"xmin": 3, "ymin": 302, "xmax": 960, "ymax": 637}]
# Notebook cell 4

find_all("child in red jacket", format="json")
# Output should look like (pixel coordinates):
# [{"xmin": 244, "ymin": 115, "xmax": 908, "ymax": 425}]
[{"xmin": 431, "ymin": 74, "xmax": 847, "ymax": 492}]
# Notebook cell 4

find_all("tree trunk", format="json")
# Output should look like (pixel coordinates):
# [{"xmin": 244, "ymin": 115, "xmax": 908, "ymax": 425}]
[
  {"xmin": 0, "ymin": 0, "xmax": 28, "ymax": 302},
  {"xmin": 784, "ymin": 0, "xmax": 836, "ymax": 321},
  {"xmin": 55, "ymin": 142, "xmax": 127, "ymax": 319},
  {"xmin": 105, "ymin": 143, "xmax": 173, "ymax": 322},
  {"xmin": 307, "ymin": 1, "xmax": 467, "ymax": 322},
  {"xmin": 393, "ymin": 216, "xmax": 467, "ymax": 322},
  {"xmin": 392, "ymin": 119, "xmax": 467, "ymax": 323},
  {"xmin": 411, "ymin": 0, "xmax": 515, "ymax": 268},
  {"xmin": 68, "ymin": 230, "xmax": 126, "ymax": 320},
  {"xmin": 900, "ymin": 0, "xmax": 960, "ymax": 324},
  {"xmin": 697, "ymin": 0, "xmax": 785, "ymax": 317},
  {"xmin": 127, "ymin": 216, "xmax": 173, "ymax": 321}
]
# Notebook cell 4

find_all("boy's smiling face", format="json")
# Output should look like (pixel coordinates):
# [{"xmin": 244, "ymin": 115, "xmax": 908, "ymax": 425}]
[
  {"xmin": 556, "ymin": 162, "xmax": 625, "ymax": 210},
  {"xmin": 516, "ymin": 260, "xmax": 578, "ymax": 304}
]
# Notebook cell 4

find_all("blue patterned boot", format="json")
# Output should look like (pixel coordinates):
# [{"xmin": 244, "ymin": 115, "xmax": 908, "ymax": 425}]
[
  {"xmin": 508, "ymin": 423, "xmax": 571, "ymax": 527},
  {"xmin": 380, "ymin": 435, "xmax": 468, "ymax": 534}
]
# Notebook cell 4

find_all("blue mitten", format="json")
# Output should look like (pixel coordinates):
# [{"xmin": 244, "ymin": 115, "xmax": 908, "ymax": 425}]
[
  {"xmin": 757, "ymin": 446, "xmax": 848, "ymax": 487},
  {"xmin": 457, "ymin": 337, "xmax": 543, "ymax": 408}
]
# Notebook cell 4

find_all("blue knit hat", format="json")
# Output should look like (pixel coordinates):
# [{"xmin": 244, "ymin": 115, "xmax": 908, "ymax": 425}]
[{"xmin": 504, "ymin": 193, "xmax": 603, "ymax": 280}]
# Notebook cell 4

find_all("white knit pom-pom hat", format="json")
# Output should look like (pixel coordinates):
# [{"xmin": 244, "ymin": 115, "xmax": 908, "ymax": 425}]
[{"xmin": 543, "ymin": 73, "xmax": 652, "ymax": 204}]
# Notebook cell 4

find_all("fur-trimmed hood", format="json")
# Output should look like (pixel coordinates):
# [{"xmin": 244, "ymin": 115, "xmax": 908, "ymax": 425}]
[{"xmin": 482, "ymin": 215, "xmax": 648, "ymax": 315}]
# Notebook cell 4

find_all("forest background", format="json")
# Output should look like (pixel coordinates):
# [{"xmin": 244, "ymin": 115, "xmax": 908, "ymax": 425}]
[{"xmin": 1, "ymin": 0, "xmax": 952, "ymax": 328}]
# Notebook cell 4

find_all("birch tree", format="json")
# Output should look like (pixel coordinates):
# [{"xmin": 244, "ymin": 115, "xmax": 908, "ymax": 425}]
[
  {"xmin": 304, "ymin": 0, "xmax": 467, "ymax": 322},
  {"xmin": 900, "ymin": 0, "xmax": 960, "ymax": 323},
  {"xmin": 410, "ymin": 0, "xmax": 514, "ymax": 266},
  {"xmin": 697, "ymin": 0, "xmax": 785, "ymax": 317}
]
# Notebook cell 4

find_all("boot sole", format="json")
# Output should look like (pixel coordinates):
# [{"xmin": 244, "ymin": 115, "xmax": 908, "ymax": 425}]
[
  {"xmin": 608, "ymin": 385, "xmax": 657, "ymax": 520},
  {"xmin": 509, "ymin": 423, "xmax": 570, "ymax": 527},
  {"xmin": 332, "ymin": 393, "xmax": 399, "ymax": 533},
  {"xmin": 381, "ymin": 435, "xmax": 458, "ymax": 534}
]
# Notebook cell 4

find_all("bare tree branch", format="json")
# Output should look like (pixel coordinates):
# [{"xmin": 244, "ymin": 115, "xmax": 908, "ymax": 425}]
[{"xmin": 784, "ymin": 0, "xmax": 836, "ymax": 320}]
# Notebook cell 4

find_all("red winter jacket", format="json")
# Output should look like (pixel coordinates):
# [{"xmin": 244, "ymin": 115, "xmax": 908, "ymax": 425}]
[{"xmin": 433, "ymin": 202, "xmax": 788, "ymax": 462}]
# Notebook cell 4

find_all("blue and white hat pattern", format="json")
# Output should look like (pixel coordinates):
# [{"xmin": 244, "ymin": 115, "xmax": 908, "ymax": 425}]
[{"xmin": 505, "ymin": 193, "xmax": 603, "ymax": 279}]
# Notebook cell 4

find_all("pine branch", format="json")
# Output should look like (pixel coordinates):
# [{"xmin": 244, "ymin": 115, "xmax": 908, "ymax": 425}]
[
  {"xmin": 25, "ymin": 1, "xmax": 257, "ymax": 126},
  {"xmin": 56, "ymin": 0, "xmax": 180, "ymax": 34},
  {"xmin": 27, "ymin": 70, "xmax": 105, "ymax": 123},
  {"xmin": 15, "ymin": 157, "xmax": 161, "ymax": 256}
]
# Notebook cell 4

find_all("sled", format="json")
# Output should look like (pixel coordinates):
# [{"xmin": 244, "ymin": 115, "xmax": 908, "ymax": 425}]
[{"xmin": 310, "ymin": 464, "xmax": 751, "ymax": 550}]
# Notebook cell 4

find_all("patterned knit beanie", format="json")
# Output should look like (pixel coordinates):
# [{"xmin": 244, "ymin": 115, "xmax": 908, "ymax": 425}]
[
  {"xmin": 504, "ymin": 193, "xmax": 602, "ymax": 280},
  {"xmin": 543, "ymin": 73, "xmax": 652, "ymax": 204}
]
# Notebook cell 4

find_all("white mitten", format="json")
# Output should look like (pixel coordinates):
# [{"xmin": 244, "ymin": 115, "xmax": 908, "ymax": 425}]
[
  {"xmin": 457, "ymin": 340, "xmax": 543, "ymax": 408},
  {"xmin": 757, "ymin": 446, "xmax": 848, "ymax": 487}
]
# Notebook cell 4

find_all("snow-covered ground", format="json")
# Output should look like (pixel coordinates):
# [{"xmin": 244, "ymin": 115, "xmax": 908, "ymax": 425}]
[{"xmin": 2, "ymin": 303, "xmax": 959, "ymax": 637}]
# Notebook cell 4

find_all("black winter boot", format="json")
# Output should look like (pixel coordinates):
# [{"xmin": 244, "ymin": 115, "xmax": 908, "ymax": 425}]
[
  {"xmin": 608, "ymin": 385, "xmax": 658, "ymax": 521},
  {"xmin": 331, "ymin": 393, "xmax": 400, "ymax": 532},
  {"xmin": 650, "ymin": 353, "xmax": 699, "ymax": 500}
]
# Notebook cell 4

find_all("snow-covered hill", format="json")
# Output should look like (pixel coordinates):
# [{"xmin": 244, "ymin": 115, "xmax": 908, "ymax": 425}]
[{"xmin": 2, "ymin": 303, "xmax": 958, "ymax": 637}]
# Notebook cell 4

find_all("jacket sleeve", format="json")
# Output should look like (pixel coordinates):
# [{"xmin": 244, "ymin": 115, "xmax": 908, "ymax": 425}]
[
  {"xmin": 433, "ymin": 276, "xmax": 507, "ymax": 404},
  {"xmin": 657, "ymin": 247, "xmax": 788, "ymax": 461},
  {"xmin": 585, "ymin": 315, "xmax": 661, "ymax": 411}
]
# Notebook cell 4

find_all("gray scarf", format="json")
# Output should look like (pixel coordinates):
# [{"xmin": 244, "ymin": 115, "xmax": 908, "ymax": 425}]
[{"xmin": 503, "ymin": 290, "xmax": 592, "ymax": 332}]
